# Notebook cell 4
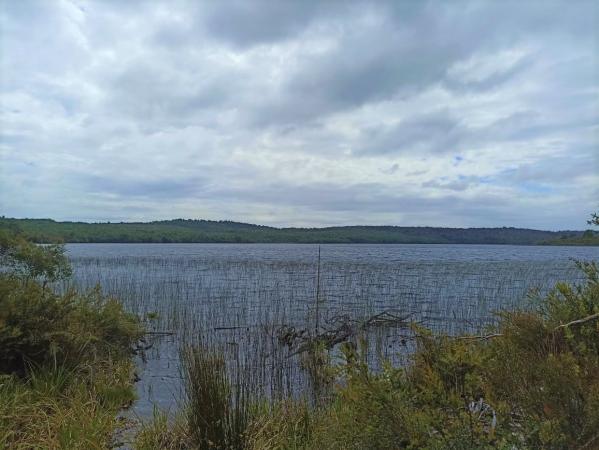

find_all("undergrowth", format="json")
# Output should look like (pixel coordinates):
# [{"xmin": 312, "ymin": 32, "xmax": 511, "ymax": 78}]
[{"xmin": 0, "ymin": 230, "xmax": 143, "ymax": 449}]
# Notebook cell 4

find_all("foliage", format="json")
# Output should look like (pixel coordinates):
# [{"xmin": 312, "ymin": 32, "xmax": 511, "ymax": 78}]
[
  {"xmin": 0, "ymin": 276, "xmax": 143, "ymax": 376},
  {"xmin": 1, "ymin": 217, "xmax": 587, "ymax": 245},
  {"xmin": 0, "ymin": 232, "xmax": 143, "ymax": 448},
  {"xmin": 0, "ymin": 229, "xmax": 72, "ymax": 283},
  {"xmin": 246, "ymin": 261, "xmax": 599, "ymax": 449}
]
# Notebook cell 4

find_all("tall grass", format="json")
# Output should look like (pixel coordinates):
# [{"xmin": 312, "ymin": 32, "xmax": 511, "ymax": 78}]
[
  {"xmin": 181, "ymin": 345, "xmax": 253, "ymax": 449},
  {"xmin": 0, "ymin": 359, "xmax": 138, "ymax": 449}
]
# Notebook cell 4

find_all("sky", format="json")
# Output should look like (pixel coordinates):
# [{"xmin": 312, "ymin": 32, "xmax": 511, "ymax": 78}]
[{"xmin": 0, "ymin": 0, "xmax": 597, "ymax": 230}]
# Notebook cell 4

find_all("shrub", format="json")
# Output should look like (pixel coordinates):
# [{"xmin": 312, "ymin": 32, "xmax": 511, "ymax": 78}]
[
  {"xmin": 0, "ymin": 230, "xmax": 143, "ymax": 448},
  {"xmin": 0, "ymin": 277, "xmax": 142, "ymax": 376},
  {"xmin": 0, "ymin": 230, "xmax": 142, "ymax": 376},
  {"xmin": 0, "ymin": 229, "xmax": 71, "ymax": 284}
]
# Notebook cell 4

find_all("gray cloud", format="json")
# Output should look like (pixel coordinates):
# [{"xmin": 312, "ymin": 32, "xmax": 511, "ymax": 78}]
[
  {"xmin": 354, "ymin": 111, "xmax": 462, "ymax": 155},
  {"xmin": 201, "ymin": 0, "xmax": 329, "ymax": 48},
  {"xmin": 0, "ymin": 0, "xmax": 597, "ymax": 229}
]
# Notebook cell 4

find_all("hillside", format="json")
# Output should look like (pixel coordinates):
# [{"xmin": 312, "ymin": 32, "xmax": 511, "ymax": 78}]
[{"xmin": 0, "ymin": 217, "xmax": 589, "ymax": 245}]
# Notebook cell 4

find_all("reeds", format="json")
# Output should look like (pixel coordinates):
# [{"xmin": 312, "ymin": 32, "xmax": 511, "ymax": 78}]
[
  {"xmin": 181, "ymin": 344, "xmax": 253, "ymax": 450},
  {"xmin": 61, "ymin": 245, "xmax": 588, "ymax": 417}
]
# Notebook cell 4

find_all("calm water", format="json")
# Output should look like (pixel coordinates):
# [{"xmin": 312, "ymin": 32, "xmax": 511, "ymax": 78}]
[{"xmin": 65, "ymin": 243, "xmax": 599, "ymax": 418}]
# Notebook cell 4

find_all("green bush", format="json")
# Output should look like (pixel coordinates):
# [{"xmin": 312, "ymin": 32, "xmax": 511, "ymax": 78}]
[
  {"xmin": 0, "ymin": 276, "xmax": 142, "ymax": 376},
  {"xmin": 0, "ymin": 231, "xmax": 142, "ymax": 376},
  {"xmin": 0, "ymin": 229, "xmax": 72, "ymax": 283}
]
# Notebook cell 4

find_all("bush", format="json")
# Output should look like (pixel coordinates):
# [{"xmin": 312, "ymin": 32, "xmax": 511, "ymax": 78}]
[
  {"xmin": 0, "ymin": 230, "xmax": 142, "ymax": 376},
  {"xmin": 0, "ymin": 229, "xmax": 71, "ymax": 283},
  {"xmin": 0, "ymin": 276, "xmax": 142, "ymax": 376}
]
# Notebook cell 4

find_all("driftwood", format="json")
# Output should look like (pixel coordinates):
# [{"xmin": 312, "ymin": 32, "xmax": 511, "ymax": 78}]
[
  {"xmin": 457, "ymin": 333, "xmax": 503, "ymax": 341},
  {"xmin": 277, "ymin": 310, "xmax": 416, "ymax": 356}
]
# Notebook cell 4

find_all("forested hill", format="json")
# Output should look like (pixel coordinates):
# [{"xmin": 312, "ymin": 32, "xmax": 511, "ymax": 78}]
[{"xmin": 0, "ymin": 217, "xmax": 591, "ymax": 245}]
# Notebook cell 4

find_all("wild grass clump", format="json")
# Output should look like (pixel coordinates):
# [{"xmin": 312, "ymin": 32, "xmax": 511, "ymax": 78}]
[
  {"xmin": 135, "ymin": 409, "xmax": 190, "ymax": 450},
  {"xmin": 245, "ymin": 401, "xmax": 312, "ymax": 450},
  {"xmin": 0, "ymin": 354, "xmax": 138, "ymax": 448},
  {"xmin": 183, "ymin": 345, "xmax": 253, "ymax": 449},
  {"xmin": 134, "ymin": 344, "xmax": 258, "ymax": 450}
]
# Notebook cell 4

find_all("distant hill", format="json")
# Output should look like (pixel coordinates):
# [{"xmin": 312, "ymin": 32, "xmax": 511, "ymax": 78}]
[{"xmin": 0, "ymin": 217, "xmax": 592, "ymax": 245}]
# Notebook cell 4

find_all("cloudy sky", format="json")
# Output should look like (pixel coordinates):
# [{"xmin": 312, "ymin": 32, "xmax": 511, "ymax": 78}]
[{"xmin": 0, "ymin": 0, "xmax": 597, "ymax": 229}]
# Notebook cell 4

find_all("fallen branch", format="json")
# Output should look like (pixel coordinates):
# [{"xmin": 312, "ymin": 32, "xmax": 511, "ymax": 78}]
[
  {"xmin": 279, "ymin": 310, "xmax": 415, "ymax": 357},
  {"xmin": 554, "ymin": 312, "xmax": 599, "ymax": 331},
  {"xmin": 214, "ymin": 326, "xmax": 250, "ymax": 331}
]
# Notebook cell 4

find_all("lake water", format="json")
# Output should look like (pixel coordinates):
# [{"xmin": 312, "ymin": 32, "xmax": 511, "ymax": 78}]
[{"xmin": 65, "ymin": 243, "xmax": 599, "ymax": 418}]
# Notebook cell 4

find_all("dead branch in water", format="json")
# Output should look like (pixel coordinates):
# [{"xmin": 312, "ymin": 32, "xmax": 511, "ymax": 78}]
[{"xmin": 277, "ymin": 310, "xmax": 416, "ymax": 356}]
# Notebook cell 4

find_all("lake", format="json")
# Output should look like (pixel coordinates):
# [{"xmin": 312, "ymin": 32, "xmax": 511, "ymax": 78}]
[{"xmin": 65, "ymin": 243, "xmax": 599, "ymax": 418}]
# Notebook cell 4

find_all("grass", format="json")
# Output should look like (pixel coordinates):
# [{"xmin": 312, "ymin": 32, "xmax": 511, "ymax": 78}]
[
  {"xmin": 182, "ymin": 345, "xmax": 253, "ymax": 449},
  {"xmin": 133, "ymin": 409, "xmax": 189, "ymax": 450},
  {"xmin": 135, "ymin": 344, "xmax": 255, "ymax": 450},
  {"xmin": 0, "ymin": 359, "xmax": 137, "ymax": 449}
]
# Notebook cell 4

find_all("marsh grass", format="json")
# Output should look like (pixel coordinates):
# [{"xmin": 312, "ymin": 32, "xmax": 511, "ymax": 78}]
[
  {"xmin": 57, "ymin": 244, "xmax": 593, "ymax": 448},
  {"xmin": 181, "ymin": 345, "xmax": 253, "ymax": 449},
  {"xmin": 135, "ymin": 409, "xmax": 190, "ymax": 450},
  {"xmin": 65, "ymin": 250, "xmax": 586, "ymax": 415},
  {"xmin": 245, "ymin": 262, "xmax": 599, "ymax": 449}
]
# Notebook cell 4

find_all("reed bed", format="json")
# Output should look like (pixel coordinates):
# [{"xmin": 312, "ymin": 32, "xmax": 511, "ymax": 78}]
[{"xmin": 59, "ymin": 244, "xmax": 590, "ymax": 418}]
